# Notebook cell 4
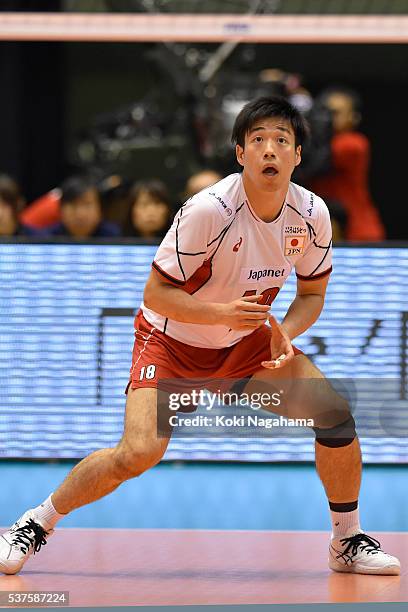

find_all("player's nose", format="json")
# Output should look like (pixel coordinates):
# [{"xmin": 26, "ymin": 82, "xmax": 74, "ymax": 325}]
[{"xmin": 263, "ymin": 140, "xmax": 276, "ymax": 157}]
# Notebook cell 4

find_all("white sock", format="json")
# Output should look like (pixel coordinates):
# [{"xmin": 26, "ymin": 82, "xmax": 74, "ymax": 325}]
[
  {"xmin": 32, "ymin": 494, "xmax": 66, "ymax": 530},
  {"xmin": 331, "ymin": 507, "xmax": 360, "ymax": 538}
]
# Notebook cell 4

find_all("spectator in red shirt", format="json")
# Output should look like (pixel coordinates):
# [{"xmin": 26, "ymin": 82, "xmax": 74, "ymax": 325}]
[
  {"xmin": 19, "ymin": 188, "xmax": 61, "ymax": 229},
  {"xmin": 309, "ymin": 87, "xmax": 385, "ymax": 241}
]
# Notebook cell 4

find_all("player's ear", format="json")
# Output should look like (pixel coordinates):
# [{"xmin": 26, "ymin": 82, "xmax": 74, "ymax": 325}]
[
  {"xmin": 294, "ymin": 145, "xmax": 302, "ymax": 167},
  {"xmin": 236, "ymin": 144, "xmax": 245, "ymax": 167}
]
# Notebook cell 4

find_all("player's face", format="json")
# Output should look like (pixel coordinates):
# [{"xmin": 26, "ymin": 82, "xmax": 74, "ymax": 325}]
[{"xmin": 235, "ymin": 117, "xmax": 301, "ymax": 192}]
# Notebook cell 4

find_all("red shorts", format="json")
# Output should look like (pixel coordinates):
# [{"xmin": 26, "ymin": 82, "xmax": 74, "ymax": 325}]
[{"xmin": 126, "ymin": 310, "xmax": 302, "ymax": 395}]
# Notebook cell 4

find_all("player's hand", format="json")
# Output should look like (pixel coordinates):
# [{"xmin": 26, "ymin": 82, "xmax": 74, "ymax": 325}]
[
  {"xmin": 261, "ymin": 315, "xmax": 294, "ymax": 369},
  {"xmin": 218, "ymin": 295, "xmax": 270, "ymax": 331}
]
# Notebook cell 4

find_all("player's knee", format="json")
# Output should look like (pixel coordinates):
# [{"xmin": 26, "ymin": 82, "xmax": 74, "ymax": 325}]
[
  {"xmin": 113, "ymin": 441, "xmax": 165, "ymax": 481},
  {"xmin": 312, "ymin": 412, "xmax": 357, "ymax": 448}
]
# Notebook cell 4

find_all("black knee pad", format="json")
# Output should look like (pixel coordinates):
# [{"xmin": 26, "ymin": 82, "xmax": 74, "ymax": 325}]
[{"xmin": 313, "ymin": 414, "xmax": 356, "ymax": 448}]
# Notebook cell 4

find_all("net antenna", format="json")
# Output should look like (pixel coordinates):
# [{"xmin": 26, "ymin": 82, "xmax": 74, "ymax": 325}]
[{"xmin": 199, "ymin": 0, "xmax": 280, "ymax": 83}]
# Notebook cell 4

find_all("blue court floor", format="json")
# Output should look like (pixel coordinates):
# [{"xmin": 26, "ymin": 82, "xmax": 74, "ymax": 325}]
[{"xmin": 1, "ymin": 461, "xmax": 407, "ymax": 532}]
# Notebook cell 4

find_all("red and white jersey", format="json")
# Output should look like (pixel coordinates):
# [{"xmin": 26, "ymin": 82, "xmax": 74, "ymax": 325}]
[{"xmin": 142, "ymin": 173, "xmax": 332, "ymax": 349}]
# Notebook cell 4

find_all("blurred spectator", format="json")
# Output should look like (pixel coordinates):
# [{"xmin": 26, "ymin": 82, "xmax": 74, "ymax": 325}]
[
  {"xmin": 184, "ymin": 169, "xmax": 223, "ymax": 199},
  {"xmin": 19, "ymin": 188, "xmax": 61, "ymax": 229},
  {"xmin": 20, "ymin": 173, "xmax": 126, "ymax": 230},
  {"xmin": 98, "ymin": 174, "xmax": 130, "ymax": 228},
  {"xmin": 258, "ymin": 69, "xmax": 333, "ymax": 185},
  {"xmin": 0, "ymin": 174, "xmax": 43, "ymax": 237},
  {"xmin": 47, "ymin": 175, "xmax": 120, "ymax": 238},
  {"xmin": 308, "ymin": 87, "xmax": 385, "ymax": 241},
  {"xmin": 123, "ymin": 179, "xmax": 172, "ymax": 238}
]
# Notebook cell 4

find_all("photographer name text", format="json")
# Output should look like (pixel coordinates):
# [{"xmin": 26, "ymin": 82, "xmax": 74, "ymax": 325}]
[{"xmin": 169, "ymin": 414, "xmax": 314, "ymax": 429}]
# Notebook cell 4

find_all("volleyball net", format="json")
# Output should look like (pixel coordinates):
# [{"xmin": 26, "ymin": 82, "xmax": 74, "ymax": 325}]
[{"xmin": 0, "ymin": 11, "xmax": 406, "ymax": 43}]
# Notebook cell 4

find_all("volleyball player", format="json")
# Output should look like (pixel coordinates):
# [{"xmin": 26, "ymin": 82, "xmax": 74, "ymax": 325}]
[{"xmin": 0, "ymin": 96, "xmax": 400, "ymax": 576}]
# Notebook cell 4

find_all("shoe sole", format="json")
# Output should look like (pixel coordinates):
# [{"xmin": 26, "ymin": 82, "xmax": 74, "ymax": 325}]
[
  {"xmin": 329, "ymin": 558, "xmax": 401, "ymax": 576},
  {"xmin": 0, "ymin": 561, "xmax": 21, "ymax": 576}
]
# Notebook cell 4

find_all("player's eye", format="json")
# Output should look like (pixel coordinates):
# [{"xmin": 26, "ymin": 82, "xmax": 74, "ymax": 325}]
[
  {"xmin": 253, "ymin": 136, "xmax": 263, "ymax": 142},
  {"xmin": 277, "ymin": 136, "xmax": 288, "ymax": 144}
]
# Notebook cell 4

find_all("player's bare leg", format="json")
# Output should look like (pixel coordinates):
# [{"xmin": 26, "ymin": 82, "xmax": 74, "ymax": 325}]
[
  {"xmin": 0, "ymin": 387, "xmax": 171, "ymax": 574},
  {"xmin": 245, "ymin": 355, "xmax": 400, "ymax": 574},
  {"xmin": 245, "ymin": 355, "xmax": 360, "ymax": 498},
  {"xmin": 315, "ymin": 437, "xmax": 361, "ymax": 504},
  {"xmin": 281, "ymin": 356, "xmax": 362, "ymax": 503},
  {"xmin": 53, "ymin": 387, "xmax": 170, "ymax": 513}
]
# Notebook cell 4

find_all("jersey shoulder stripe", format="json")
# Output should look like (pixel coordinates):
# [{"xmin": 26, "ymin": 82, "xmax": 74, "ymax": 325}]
[{"xmin": 296, "ymin": 266, "xmax": 332, "ymax": 281}]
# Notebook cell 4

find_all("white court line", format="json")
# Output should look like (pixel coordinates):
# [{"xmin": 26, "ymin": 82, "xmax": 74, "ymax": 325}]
[{"xmin": 0, "ymin": 526, "xmax": 326, "ymax": 533}]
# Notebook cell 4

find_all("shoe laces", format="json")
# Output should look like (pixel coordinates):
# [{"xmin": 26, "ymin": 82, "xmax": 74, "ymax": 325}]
[
  {"xmin": 11, "ymin": 518, "xmax": 49, "ymax": 556},
  {"xmin": 339, "ymin": 533, "xmax": 382, "ymax": 558}
]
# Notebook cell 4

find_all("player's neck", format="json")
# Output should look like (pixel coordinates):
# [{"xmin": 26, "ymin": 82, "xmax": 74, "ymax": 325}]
[{"xmin": 242, "ymin": 173, "xmax": 289, "ymax": 223}]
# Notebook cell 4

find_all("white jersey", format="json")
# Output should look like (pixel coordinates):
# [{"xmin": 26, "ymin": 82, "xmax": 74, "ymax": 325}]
[{"xmin": 142, "ymin": 173, "xmax": 332, "ymax": 349}]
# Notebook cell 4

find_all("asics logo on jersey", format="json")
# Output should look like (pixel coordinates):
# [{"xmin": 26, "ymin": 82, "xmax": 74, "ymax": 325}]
[
  {"xmin": 233, "ymin": 237, "xmax": 243, "ymax": 252},
  {"xmin": 307, "ymin": 193, "xmax": 315, "ymax": 217}
]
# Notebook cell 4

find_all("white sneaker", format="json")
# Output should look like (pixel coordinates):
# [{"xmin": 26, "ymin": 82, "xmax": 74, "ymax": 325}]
[
  {"xmin": 0, "ymin": 510, "xmax": 53, "ymax": 575},
  {"xmin": 329, "ymin": 529, "xmax": 400, "ymax": 575}
]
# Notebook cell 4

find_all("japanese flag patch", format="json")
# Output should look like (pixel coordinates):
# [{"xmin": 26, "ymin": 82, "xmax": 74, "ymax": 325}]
[{"xmin": 284, "ymin": 235, "xmax": 305, "ymax": 256}]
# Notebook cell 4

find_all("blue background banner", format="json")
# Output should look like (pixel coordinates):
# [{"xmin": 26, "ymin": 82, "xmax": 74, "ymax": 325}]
[{"xmin": 0, "ymin": 243, "xmax": 407, "ymax": 462}]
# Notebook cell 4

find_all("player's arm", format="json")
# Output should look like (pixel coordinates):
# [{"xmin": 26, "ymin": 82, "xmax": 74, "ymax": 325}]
[
  {"xmin": 263, "ymin": 196, "xmax": 332, "ymax": 369},
  {"xmin": 280, "ymin": 273, "xmax": 330, "ymax": 340},
  {"xmin": 261, "ymin": 274, "xmax": 330, "ymax": 369},
  {"xmin": 143, "ymin": 268, "xmax": 270, "ymax": 331}
]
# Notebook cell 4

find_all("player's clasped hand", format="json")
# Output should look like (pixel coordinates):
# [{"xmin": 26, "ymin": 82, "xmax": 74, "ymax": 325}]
[
  {"xmin": 219, "ymin": 294, "xmax": 270, "ymax": 331},
  {"xmin": 261, "ymin": 314, "xmax": 294, "ymax": 369}
]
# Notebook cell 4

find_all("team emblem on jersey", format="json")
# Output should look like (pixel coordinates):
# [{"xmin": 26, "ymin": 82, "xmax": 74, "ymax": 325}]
[{"xmin": 284, "ymin": 235, "xmax": 305, "ymax": 256}]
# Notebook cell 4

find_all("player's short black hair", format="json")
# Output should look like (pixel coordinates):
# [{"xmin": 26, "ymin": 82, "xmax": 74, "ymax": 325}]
[
  {"xmin": 60, "ymin": 175, "xmax": 99, "ymax": 205},
  {"xmin": 231, "ymin": 96, "xmax": 309, "ymax": 149}
]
